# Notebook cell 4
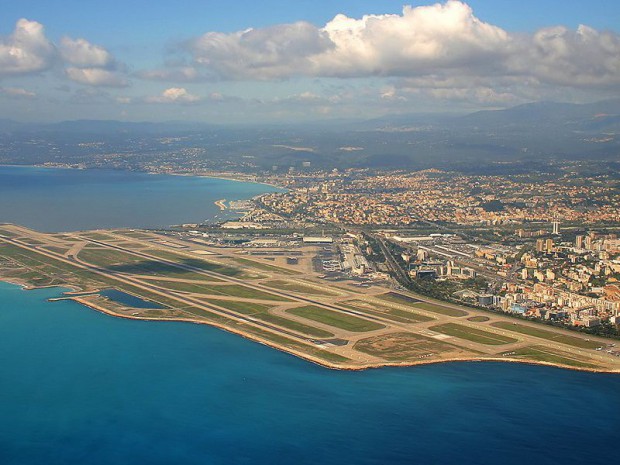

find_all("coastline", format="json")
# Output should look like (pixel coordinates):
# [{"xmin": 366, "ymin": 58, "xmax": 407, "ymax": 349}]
[
  {"xmin": 3, "ymin": 279, "xmax": 619, "ymax": 375},
  {"xmin": 0, "ymin": 165, "xmax": 283, "ymax": 231},
  {"xmin": 0, "ymin": 163, "xmax": 287, "ymax": 190}
]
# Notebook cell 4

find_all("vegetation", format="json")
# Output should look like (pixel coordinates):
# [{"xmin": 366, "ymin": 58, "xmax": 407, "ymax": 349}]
[
  {"xmin": 491, "ymin": 322, "xmax": 602, "ymax": 349},
  {"xmin": 430, "ymin": 323, "xmax": 518, "ymax": 345},
  {"xmin": 287, "ymin": 305, "xmax": 384, "ymax": 332},
  {"xmin": 354, "ymin": 332, "xmax": 467, "ymax": 361},
  {"xmin": 227, "ymin": 257, "xmax": 300, "ymax": 275},
  {"xmin": 141, "ymin": 250, "xmax": 249, "ymax": 277},
  {"xmin": 201, "ymin": 298, "xmax": 272, "ymax": 315},
  {"xmin": 340, "ymin": 300, "xmax": 434, "ymax": 324},
  {"xmin": 263, "ymin": 280, "xmax": 338, "ymax": 296},
  {"xmin": 503, "ymin": 346, "xmax": 597, "ymax": 369},
  {"xmin": 201, "ymin": 298, "xmax": 334, "ymax": 338}
]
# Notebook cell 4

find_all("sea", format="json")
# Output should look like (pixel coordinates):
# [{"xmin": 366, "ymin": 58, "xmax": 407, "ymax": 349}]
[
  {"xmin": 0, "ymin": 165, "xmax": 280, "ymax": 232},
  {"xmin": 0, "ymin": 283, "xmax": 619, "ymax": 465},
  {"xmin": 0, "ymin": 166, "xmax": 619, "ymax": 464}
]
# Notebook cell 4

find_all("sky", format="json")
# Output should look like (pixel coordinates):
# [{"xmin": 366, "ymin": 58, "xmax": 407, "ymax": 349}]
[{"xmin": 1, "ymin": 0, "xmax": 619, "ymax": 123}]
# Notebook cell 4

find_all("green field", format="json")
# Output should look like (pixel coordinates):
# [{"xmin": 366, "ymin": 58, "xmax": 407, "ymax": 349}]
[
  {"xmin": 42, "ymin": 246, "xmax": 72, "ymax": 255},
  {"xmin": 78, "ymin": 247, "xmax": 145, "ymax": 266},
  {"xmin": 491, "ymin": 322, "xmax": 602, "ymax": 349},
  {"xmin": 430, "ymin": 323, "xmax": 518, "ymax": 345},
  {"xmin": 144, "ymin": 249, "xmax": 254, "ymax": 277},
  {"xmin": 376, "ymin": 293, "xmax": 467, "ymax": 317},
  {"xmin": 16, "ymin": 237, "xmax": 46, "ymax": 246},
  {"xmin": 149, "ymin": 279, "xmax": 292, "ymax": 302},
  {"xmin": 78, "ymin": 248, "xmax": 231, "ymax": 281},
  {"xmin": 340, "ymin": 300, "xmax": 434, "ymax": 324},
  {"xmin": 413, "ymin": 302, "xmax": 468, "ymax": 317},
  {"xmin": 114, "ymin": 230, "xmax": 156, "ymax": 240},
  {"xmin": 142, "ymin": 279, "xmax": 231, "ymax": 295},
  {"xmin": 258, "ymin": 314, "xmax": 334, "ymax": 338},
  {"xmin": 202, "ymin": 298, "xmax": 334, "ymax": 338},
  {"xmin": 228, "ymin": 257, "xmax": 300, "ymax": 275},
  {"xmin": 80, "ymin": 232, "xmax": 115, "ymax": 241},
  {"xmin": 263, "ymin": 280, "xmax": 338, "ymax": 296},
  {"xmin": 502, "ymin": 345, "xmax": 598, "ymax": 368},
  {"xmin": 354, "ymin": 332, "xmax": 466, "ymax": 361},
  {"xmin": 0, "ymin": 229, "xmax": 20, "ymax": 237},
  {"xmin": 287, "ymin": 305, "xmax": 384, "ymax": 332},
  {"xmin": 467, "ymin": 316, "xmax": 491, "ymax": 322},
  {"xmin": 0, "ymin": 243, "xmax": 185, "ymax": 309},
  {"xmin": 240, "ymin": 326, "xmax": 349, "ymax": 364},
  {"xmin": 202, "ymin": 298, "xmax": 273, "ymax": 315}
]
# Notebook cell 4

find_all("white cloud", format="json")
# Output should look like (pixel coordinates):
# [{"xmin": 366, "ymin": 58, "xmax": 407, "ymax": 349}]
[
  {"xmin": 181, "ymin": 1, "xmax": 508, "ymax": 80},
  {"xmin": 0, "ymin": 86, "xmax": 37, "ymax": 98},
  {"xmin": 187, "ymin": 21, "xmax": 332, "ymax": 80},
  {"xmin": 145, "ymin": 87, "xmax": 201, "ymax": 104},
  {"xmin": 0, "ymin": 19, "xmax": 127, "ymax": 87},
  {"xmin": 167, "ymin": 0, "xmax": 620, "ymax": 96},
  {"xmin": 0, "ymin": 19, "xmax": 55, "ymax": 76},
  {"xmin": 65, "ymin": 67, "xmax": 129, "ymax": 87},
  {"xmin": 137, "ymin": 66, "xmax": 201, "ymax": 82},
  {"xmin": 318, "ymin": 1, "xmax": 509, "ymax": 77},
  {"xmin": 59, "ymin": 37, "xmax": 115, "ymax": 69},
  {"xmin": 61, "ymin": 37, "xmax": 127, "ymax": 87},
  {"xmin": 509, "ymin": 25, "xmax": 620, "ymax": 88}
]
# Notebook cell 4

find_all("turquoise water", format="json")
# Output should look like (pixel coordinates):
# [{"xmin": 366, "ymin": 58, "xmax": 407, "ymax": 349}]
[
  {"xmin": 1, "ymin": 281, "xmax": 618, "ymax": 465},
  {"xmin": 0, "ymin": 166, "xmax": 279, "ymax": 232}
]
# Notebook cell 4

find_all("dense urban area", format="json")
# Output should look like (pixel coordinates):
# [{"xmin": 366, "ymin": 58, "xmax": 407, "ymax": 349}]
[{"xmin": 160, "ymin": 164, "xmax": 620, "ymax": 340}]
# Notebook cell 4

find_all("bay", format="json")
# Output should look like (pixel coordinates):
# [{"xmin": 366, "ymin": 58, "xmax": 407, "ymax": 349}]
[
  {"xmin": 0, "ymin": 165, "xmax": 279, "ymax": 232},
  {"xmin": 0, "ymin": 281, "xmax": 618, "ymax": 465}
]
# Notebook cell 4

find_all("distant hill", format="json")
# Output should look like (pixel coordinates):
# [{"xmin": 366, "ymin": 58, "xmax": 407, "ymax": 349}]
[
  {"xmin": 459, "ymin": 99, "xmax": 620, "ymax": 132},
  {"xmin": 0, "ymin": 119, "xmax": 210, "ymax": 135},
  {"xmin": 0, "ymin": 99, "xmax": 618, "ymax": 173}
]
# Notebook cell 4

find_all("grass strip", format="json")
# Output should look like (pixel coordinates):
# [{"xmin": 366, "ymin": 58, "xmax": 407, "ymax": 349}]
[
  {"xmin": 491, "ymin": 322, "xmax": 602, "ymax": 349},
  {"xmin": 287, "ymin": 305, "xmax": 384, "ymax": 332},
  {"xmin": 430, "ymin": 323, "xmax": 517, "ymax": 345}
]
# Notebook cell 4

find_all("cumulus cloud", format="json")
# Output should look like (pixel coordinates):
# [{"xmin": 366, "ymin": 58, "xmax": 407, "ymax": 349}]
[
  {"xmin": 137, "ymin": 66, "xmax": 201, "ymax": 82},
  {"xmin": 59, "ymin": 37, "xmax": 115, "ymax": 68},
  {"xmin": 0, "ymin": 19, "xmax": 128, "ymax": 87},
  {"xmin": 0, "ymin": 86, "xmax": 37, "ymax": 98},
  {"xmin": 167, "ymin": 0, "xmax": 620, "ymax": 94},
  {"xmin": 318, "ymin": 1, "xmax": 509, "ymax": 77},
  {"xmin": 187, "ymin": 21, "xmax": 333, "ymax": 80},
  {"xmin": 145, "ymin": 87, "xmax": 201, "ymax": 104},
  {"xmin": 509, "ymin": 25, "xmax": 620, "ymax": 88},
  {"xmin": 60, "ymin": 36, "xmax": 128, "ymax": 87},
  {"xmin": 65, "ymin": 67, "xmax": 129, "ymax": 87},
  {"xmin": 0, "ymin": 19, "xmax": 55, "ymax": 76},
  {"xmin": 181, "ymin": 1, "xmax": 508, "ymax": 80}
]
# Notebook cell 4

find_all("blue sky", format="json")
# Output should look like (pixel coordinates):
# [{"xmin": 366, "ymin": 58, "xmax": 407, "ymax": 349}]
[{"xmin": 1, "ymin": 1, "xmax": 619, "ymax": 122}]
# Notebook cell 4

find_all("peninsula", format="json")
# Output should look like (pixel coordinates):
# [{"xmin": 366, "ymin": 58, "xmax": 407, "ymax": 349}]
[{"xmin": 1, "ymin": 223, "xmax": 618, "ymax": 373}]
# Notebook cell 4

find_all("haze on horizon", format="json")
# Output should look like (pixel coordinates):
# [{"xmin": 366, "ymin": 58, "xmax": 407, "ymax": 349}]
[{"xmin": 1, "ymin": 0, "xmax": 620, "ymax": 124}]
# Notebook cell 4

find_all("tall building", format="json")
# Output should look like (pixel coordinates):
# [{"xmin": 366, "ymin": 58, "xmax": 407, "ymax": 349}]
[
  {"xmin": 536, "ymin": 239, "xmax": 545, "ymax": 253},
  {"xmin": 575, "ymin": 235, "xmax": 584, "ymax": 249},
  {"xmin": 545, "ymin": 238, "xmax": 554, "ymax": 253},
  {"xmin": 552, "ymin": 221, "xmax": 560, "ymax": 235}
]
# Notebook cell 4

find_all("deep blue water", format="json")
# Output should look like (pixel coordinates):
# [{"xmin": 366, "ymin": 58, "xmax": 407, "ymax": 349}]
[
  {"xmin": 0, "ymin": 165, "xmax": 279, "ymax": 232},
  {"xmin": 1, "ymin": 281, "xmax": 618, "ymax": 465},
  {"xmin": 99, "ymin": 289, "xmax": 165, "ymax": 309}
]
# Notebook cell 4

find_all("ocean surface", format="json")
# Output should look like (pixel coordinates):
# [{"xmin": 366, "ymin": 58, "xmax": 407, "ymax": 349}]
[
  {"xmin": 0, "ymin": 282, "xmax": 618, "ymax": 465},
  {"xmin": 0, "ymin": 165, "xmax": 279, "ymax": 232}
]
